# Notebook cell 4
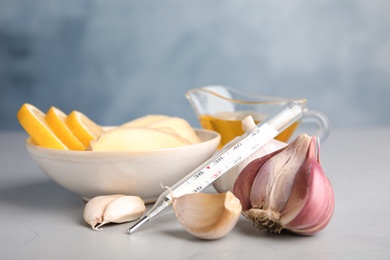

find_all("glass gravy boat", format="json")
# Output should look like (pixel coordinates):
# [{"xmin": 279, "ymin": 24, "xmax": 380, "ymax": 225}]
[{"xmin": 186, "ymin": 85, "xmax": 330, "ymax": 148}]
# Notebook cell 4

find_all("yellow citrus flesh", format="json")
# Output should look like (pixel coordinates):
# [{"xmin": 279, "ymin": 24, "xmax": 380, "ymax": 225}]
[
  {"xmin": 17, "ymin": 103, "xmax": 68, "ymax": 150},
  {"xmin": 66, "ymin": 110, "xmax": 102, "ymax": 147},
  {"xmin": 45, "ymin": 107, "xmax": 86, "ymax": 150}
]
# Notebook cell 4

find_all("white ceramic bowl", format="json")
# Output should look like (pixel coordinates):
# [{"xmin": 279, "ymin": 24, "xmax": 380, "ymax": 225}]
[{"xmin": 26, "ymin": 128, "xmax": 220, "ymax": 203}]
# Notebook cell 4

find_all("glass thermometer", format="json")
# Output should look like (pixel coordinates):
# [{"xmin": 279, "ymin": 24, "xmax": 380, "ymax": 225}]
[{"xmin": 128, "ymin": 101, "xmax": 305, "ymax": 234}]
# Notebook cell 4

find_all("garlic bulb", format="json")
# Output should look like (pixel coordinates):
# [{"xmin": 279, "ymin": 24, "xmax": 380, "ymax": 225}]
[
  {"xmin": 233, "ymin": 134, "xmax": 334, "ymax": 235},
  {"xmin": 213, "ymin": 116, "xmax": 287, "ymax": 193},
  {"xmin": 83, "ymin": 194, "xmax": 146, "ymax": 231},
  {"xmin": 172, "ymin": 191, "xmax": 242, "ymax": 240}
]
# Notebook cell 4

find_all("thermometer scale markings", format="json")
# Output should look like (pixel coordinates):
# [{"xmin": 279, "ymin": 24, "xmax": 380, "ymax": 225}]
[
  {"xmin": 127, "ymin": 102, "xmax": 305, "ymax": 234},
  {"xmin": 176, "ymin": 123, "xmax": 278, "ymax": 196}
]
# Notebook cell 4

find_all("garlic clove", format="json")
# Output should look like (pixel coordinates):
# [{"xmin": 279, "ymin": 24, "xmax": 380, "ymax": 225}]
[
  {"xmin": 172, "ymin": 191, "xmax": 242, "ymax": 240},
  {"xmin": 83, "ymin": 194, "xmax": 124, "ymax": 231},
  {"xmin": 96, "ymin": 196, "xmax": 146, "ymax": 229},
  {"xmin": 281, "ymin": 137, "xmax": 335, "ymax": 235},
  {"xmin": 250, "ymin": 134, "xmax": 311, "ymax": 212},
  {"xmin": 233, "ymin": 151, "xmax": 280, "ymax": 212},
  {"xmin": 241, "ymin": 115, "xmax": 257, "ymax": 131}
]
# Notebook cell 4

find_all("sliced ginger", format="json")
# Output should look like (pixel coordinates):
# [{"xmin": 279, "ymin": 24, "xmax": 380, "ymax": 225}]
[
  {"xmin": 90, "ymin": 115, "xmax": 202, "ymax": 151},
  {"xmin": 121, "ymin": 115, "xmax": 201, "ymax": 144},
  {"xmin": 147, "ymin": 117, "xmax": 201, "ymax": 144},
  {"xmin": 121, "ymin": 115, "xmax": 170, "ymax": 128},
  {"xmin": 90, "ymin": 127, "xmax": 191, "ymax": 151}
]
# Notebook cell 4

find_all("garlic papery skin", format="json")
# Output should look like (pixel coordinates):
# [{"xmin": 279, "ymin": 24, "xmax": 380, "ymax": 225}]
[
  {"xmin": 280, "ymin": 137, "xmax": 334, "ymax": 235},
  {"xmin": 83, "ymin": 194, "xmax": 146, "ymax": 231},
  {"xmin": 233, "ymin": 134, "xmax": 334, "ymax": 235},
  {"xmin": 213, "ymin": 116, "xmax": 287, "ymax": 193},
  {"xmin": 172, "ymin": 191, "xmax": 242, "ymax": 240},
  {"xmin": 96, "ymin": 195, "xmax": 146, "ymax": 229},
  {"xmin": 83, "ymin": 194, "xmax": 124, "ymax": 230},
  {"xmin": 249, "ymin": 134, "xmax": 311, "ymax": 213}
]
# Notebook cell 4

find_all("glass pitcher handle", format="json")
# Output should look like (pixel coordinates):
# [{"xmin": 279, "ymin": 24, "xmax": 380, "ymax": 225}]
[{"xmin": 301, "ymin": 110, "xmax": 331, "ymax": 142}]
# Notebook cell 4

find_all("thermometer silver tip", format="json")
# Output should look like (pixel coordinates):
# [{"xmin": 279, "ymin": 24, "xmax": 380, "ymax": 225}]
[{"xmin": 128, "ymin": 215, "xmax": 150, "ymax": 234}]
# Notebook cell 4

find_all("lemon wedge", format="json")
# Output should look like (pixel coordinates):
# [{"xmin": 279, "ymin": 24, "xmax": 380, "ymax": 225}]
[
  {"xmin": 66, "ymin": 110, "xmax": 102, "ymax": 147},
  {"xmin": 17, "ymin": 103, "xmax": 68, "ymax": 150},
  {"xmin": 45, "ymin": 107, "xmax": 86, "ymax": 150}
]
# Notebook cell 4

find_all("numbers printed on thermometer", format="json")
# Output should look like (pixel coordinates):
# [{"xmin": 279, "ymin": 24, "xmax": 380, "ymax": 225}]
[{"xmin": 173, "ymin": 123, "xmax": 279, "ymax": 198}]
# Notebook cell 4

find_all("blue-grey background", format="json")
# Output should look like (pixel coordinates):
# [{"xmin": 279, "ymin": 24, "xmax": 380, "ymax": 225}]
[{"xmin": 1, "ymin": 0, "xmax": 389, "ymax": 131}]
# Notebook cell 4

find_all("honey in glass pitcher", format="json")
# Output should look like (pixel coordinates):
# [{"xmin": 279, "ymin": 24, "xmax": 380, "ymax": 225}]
[
  {"xmin": 186, "ymin": 86, "xmax": 330, "ymax": 149},
  {"xmin": 199, "ymin": 111, "xmax": 299, "ymax": 149}
]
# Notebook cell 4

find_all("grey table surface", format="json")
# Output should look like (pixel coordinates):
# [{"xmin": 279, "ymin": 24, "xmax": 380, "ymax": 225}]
[{"xmin": 1, "ymin": 129, "xmax": 389, "ymax": 260}]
